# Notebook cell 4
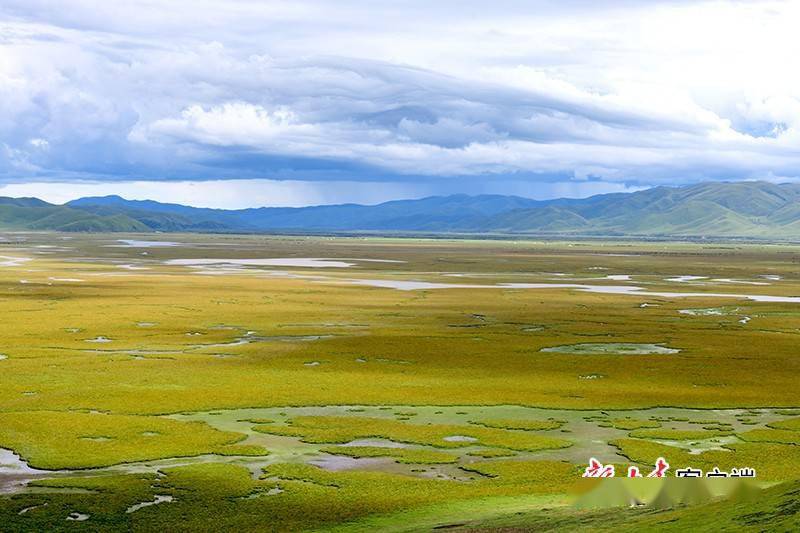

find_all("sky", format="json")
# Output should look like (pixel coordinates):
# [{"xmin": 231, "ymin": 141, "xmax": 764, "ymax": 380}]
[{"xmin": 2, "ymin": 0, "xmax": 800, "ymax": 208}]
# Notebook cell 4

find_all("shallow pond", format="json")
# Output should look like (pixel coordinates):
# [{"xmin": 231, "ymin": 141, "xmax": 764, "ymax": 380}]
[
  {"xmin": 541, "ymin": 343, "xmax": 680, "ymax": 355},
  {"xmin": 0, "ymin": 449, "xmax": 49, "ymax": 494},
  {"xmin": 110, "ymin": 240, "xmax": 182, "ymax": 248},
  {"xmin": 331, "ymin": 278, "xmax": 800, "ymax": 304},
  {"xmin": 0, "ymin": 256, "xmax": 32, "ymax": 267},
  {"xmin": 126, "ymin": 495, "xmax": 174, "ymax": 514},
  {"xmin": 167, "ymin": 258, "xmax": 357, "ymax": 268}
]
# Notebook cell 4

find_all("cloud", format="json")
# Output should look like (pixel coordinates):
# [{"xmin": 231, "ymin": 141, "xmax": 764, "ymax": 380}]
[
  {"xmin": 1, "ymin": 0, "xmax": 800, "ymax": 204},
  {"xmin": 143, "ymin": 103, "xmax": 320, "ymax": 147}
]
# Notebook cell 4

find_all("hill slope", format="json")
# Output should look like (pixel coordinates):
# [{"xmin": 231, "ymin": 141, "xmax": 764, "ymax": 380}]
[
  {"xmin": 482, "ymin": 181, "xmax": 800, "ymax": 237},
  {"xmin": 4, "ymin": 181, "xmax": 800, "ymax": 238},
  {"xmin": 0, "ymin": 201, "xmax": 150, "ymax": 232}
]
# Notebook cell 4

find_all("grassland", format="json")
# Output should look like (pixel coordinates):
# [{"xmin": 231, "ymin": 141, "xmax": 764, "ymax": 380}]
[
  {"xmin": 0, "ymin": 411, "xmax": 266, "ymax": 469},
  {"xmin": 2, "ymin": 233, "xmax": 800, "ymax": 530},
  {"xmin": 252, "ymin": 415, "xmax": 573, "ymax": 451}
]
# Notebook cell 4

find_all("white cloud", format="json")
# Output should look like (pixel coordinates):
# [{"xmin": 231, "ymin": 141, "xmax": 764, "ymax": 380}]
[{"xmin": 142, "ymin": 103, "xmax": 319, "ymax": 146}]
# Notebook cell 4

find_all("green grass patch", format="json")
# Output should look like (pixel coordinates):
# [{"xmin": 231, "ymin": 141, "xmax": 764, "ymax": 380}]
[
  {"xmin": 319, "ymin": 446, "xmax": 459, "ymax": 464},
  {"xmin": 739, "ymin": 428, "xmax": 800, "ymax": 445},
  {"xmin": 469, "ymin": 418, "xmax": 565, "ymax": 431},
  {"xmin": 768, "ymin": 416, "xmax": 800, "ymax": 431},
  {"xmin": 610, "ymin": 418, "xmax": 662, "ymax": 430},
  {"xmin": 628, "ymin": 428, "xmax": 734, "ymax": 440},
  {"xmin": 254, "ymin": 416, "xmax": 572, "ymax": 452},
  {"xmin": 0, "ymin": 411, "xmax": 265, "ymax": 469}
]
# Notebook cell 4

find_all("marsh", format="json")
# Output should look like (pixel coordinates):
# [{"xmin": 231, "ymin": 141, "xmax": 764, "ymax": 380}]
[{"xmin": 2, "ymin": 233, "xmax": 800, "ymax": 530}]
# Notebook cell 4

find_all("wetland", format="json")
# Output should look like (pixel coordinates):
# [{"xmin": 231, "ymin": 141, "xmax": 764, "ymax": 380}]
[{"xmin": 3, "ymin": 233, "xmax": 800, "ymax": 530}]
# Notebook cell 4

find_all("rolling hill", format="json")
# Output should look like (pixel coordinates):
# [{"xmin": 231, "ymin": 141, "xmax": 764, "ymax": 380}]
[
  {"xmin": 0, "ymin": 198, "xmax": 149, "ymax": 232},
  {"xmin": 4, "ymin": 181, "xmax": 800, "ymax": 238},
  {"xmin": 479, "ymin": 181, "xmax": 800, "ymax": 237}
]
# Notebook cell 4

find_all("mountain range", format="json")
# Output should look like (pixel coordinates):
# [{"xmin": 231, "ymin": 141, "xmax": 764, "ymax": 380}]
[{"xmin": 4, "ymin": 181, "xmax": 800, "ymax": 239}]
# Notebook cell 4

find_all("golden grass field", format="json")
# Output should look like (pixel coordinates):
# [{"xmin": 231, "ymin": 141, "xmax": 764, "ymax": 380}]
[{"xmin": 2, "ymin": 232, "xmax": 800, "ymax": 530}]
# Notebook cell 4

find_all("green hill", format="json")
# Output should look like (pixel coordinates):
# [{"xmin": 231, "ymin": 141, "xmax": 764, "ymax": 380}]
[
  {"xmin": 0, "ymin": 202, "xmax": 149, "ymax": 232},
  {"xmin": 7, "ymin": 181, "xmax": 800, "ymax": 238},
  {"xmin": 484, "ymin": 181, "xmax": 800, "ymax": 238}
]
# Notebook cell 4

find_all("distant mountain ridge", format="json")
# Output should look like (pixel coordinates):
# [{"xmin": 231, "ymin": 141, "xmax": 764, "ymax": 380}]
[
  {"xmin": 66, "ymin": 194, "xmax": 546, "ymax": 232},
  {"xmin": 3, "ymin": 181, "xmax": 800, "ymax": 238}
]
